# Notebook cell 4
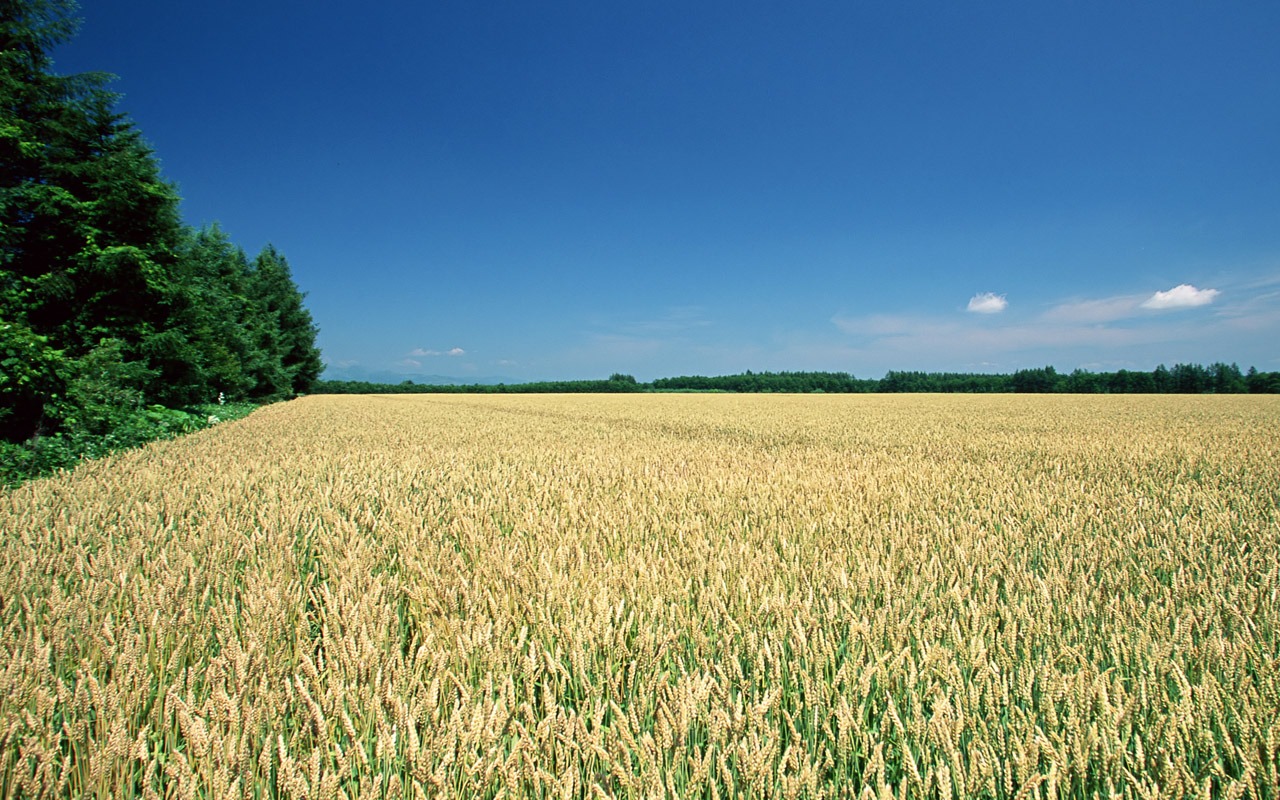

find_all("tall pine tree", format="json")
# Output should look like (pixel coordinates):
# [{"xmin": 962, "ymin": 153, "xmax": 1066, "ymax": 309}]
[
  {"xmin": 2, "ymin": 0, "xmax": 322, "ymax": 453},
  {"xmin": 1, "ymin": 0, "xmax": 193, "ymax": 435},
  {"xmin": 250, "ymin": 245, "xmax": 322, "ymax": 398}
]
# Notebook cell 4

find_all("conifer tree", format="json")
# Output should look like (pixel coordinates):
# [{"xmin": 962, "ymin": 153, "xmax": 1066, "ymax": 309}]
[
  {"xmin": 1, "ymin": 0, "xmax": 192, "ymax": 432},
  {"xmin": 250, "ymin": 245, "xmax": 322, "ymax": 397},
  {"xmin": 2, "ymin": 0, "xmax": 323, "ymax": 459}
]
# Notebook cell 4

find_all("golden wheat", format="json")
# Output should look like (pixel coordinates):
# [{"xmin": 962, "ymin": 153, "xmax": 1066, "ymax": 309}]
[{"xmin": 2, "ymin": 394, "xmax": 1278, "ymax": 798}]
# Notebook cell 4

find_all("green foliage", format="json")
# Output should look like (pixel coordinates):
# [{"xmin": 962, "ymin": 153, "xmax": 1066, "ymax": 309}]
[
  {"xmin": 316, "ymin": 376, "xmax": 656, "ymax": 395},
  {"xmin": 0, "ymin": 399, "xmax": 257, "ymax": 487},
  {"xmin": 653, "ymin": 370, "xmax": 877, "ymax": 393},
  {"xmin": 879, "ymin": 370, "xmax": 1008, "ymax": 392},
  {"xmin": 53, "ymin": 337, "xmax": 152, "ymax": 435},
  {"xmin": 313, "ymin": 364, "xmax": 1280, "ymax": 397},
  {"xmin": 249, "ymin": 245, "xmax": 322, "ymax": 397},
  {"xmin": 0, "ymin": 0, "xmax": 321, "ymax": 484},
  {"xmin": 1247, "ymin": 366, "xmax": 1280, "ymax": 394},
  {"xmin": 1011, "ymin": 365, "xmax": 1059, "ymax": 393},
  {"xmin": 0, "ymin": 318, "xmax": 64, "ymax": 439},
  {"xmin": 167, "ymin": 225, "xmax": 255, "ymax": 401}
]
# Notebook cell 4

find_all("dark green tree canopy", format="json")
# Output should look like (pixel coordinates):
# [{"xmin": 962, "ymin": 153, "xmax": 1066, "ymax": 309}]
[
  {"xmin": 251, "ymin": 244, "xmax": 323, "ymax": 397},
  {"xmin": 1, "ymin": 0, "xmax": 321, "ymax": 455}
]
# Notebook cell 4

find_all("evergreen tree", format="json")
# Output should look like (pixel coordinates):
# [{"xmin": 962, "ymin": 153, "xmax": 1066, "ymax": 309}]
[
  {"xmin": 1170, "ymin": 363, "xmax": 1210, "ymax": 394},
  {"xmin": 1207, "ymin": 362, "xmax": 1246, "ymax": 394},
  {"xmin": 2, "ymin": 0, "xmax": 191, "ymax": 433},
  {"xmin": 169, "ymin": 225, "xmax": 257, "ymax": 401},
  {"xmin": 1011, "ymin": 366, "xmax": 1059, "ymax": 393},
  {"xmin": 2, "ymin": 0, "xmax": 88, "ymax": 439},
  {"xmin": 249, "ymin": 245, "xmax": 321, "ymax": 397},
  {"xmin": 2, "ymin": 0, "xmax": 323, "ymax": 471}
]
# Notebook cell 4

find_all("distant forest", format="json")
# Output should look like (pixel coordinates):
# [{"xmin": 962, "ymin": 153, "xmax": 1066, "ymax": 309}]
[
  {"xmin": 1, "ymin": 1, "xmax": 321, "ymax": 483},
  {"xmin": 315, "ymin": 362, "xmax": 1280, "ymax": 395}
]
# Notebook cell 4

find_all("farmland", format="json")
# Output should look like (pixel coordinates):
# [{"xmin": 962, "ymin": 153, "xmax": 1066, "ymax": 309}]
[{"xmin": 2, "ymin": 394, "xmax": 1278, "ymax": 798}]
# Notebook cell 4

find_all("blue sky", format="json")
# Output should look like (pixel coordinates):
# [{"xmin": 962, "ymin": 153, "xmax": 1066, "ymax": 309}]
[{"xmin": 56, "ymin": 1, "xmax": 1280, "ymax": 381}]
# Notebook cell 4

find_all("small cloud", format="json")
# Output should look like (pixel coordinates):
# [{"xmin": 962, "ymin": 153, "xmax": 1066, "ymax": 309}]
[
  {"xmin": 967, "ymin": 292, "xmax": 1008, "ymax": 314},
  {"xmin": 408, "ymin": 347, "xmax": 440, "ymax": 357},
  {"xmin": 447, "ymin": 347, "xmax": 465, "ymax": 356},
  {"xmin": 1140, "ymin": 284, "xmax": 1220, "ymax": 310},
  {"xmin": 1141, "ymin": 284, "xmax": 1218, "ymax": 308},
  {"xmin": 1042, "ymin": 295, "xmax": 1142, "ymax": 324},
  {"xmin": 398, "ymin": 358, "xmax": 422, "ymax": 369}
]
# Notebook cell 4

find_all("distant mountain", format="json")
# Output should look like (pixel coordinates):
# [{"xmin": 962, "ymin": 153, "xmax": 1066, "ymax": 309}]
[{"xmin": 319, "ymin": 364, "xmax": 512, "ymax": 386}]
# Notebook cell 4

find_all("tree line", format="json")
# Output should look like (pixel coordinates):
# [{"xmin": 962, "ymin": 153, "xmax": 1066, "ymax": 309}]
[
  {"xmin": 314, "ymin": 363, "xmax": 1280, "ymax": 395},
  {"xmin": 2, "ymin": 0, "xmax": 321, "ymax": 482}
]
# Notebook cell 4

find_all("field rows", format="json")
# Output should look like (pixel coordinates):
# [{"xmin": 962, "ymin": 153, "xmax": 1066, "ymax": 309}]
[{"xmin": 2, "ymin": 394, "xmax": 1279, "ymax": 798}]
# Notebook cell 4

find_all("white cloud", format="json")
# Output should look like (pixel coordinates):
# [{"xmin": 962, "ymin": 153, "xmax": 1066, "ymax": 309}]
[
  {"xmin": 398, "ymin": 358, "xmax": 422, "ymax": 369},
  {"xmin": 1140, "ymin": 284, "xmax": 1220, "ymax": 310},
  {"xmin": 823, "ymin": 272, "xmax": 1279, "ymax": 373},
  {"xmin": 832, "ymin": 312, "xmax": 1204, "ymax": 365},
  {"xmin": 408, "ymin": 346, "xmax": 466, "ymax": 357},
  {"xmin": 967, "ymin": 292, "xmax": 1008, "ymax": 314},
  {"xmin": 1042, "ymin": 296, "xmax": 1143, "ymax": 324}
]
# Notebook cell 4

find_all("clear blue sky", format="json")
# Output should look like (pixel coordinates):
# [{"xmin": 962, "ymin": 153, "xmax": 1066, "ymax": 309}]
[{"xmin": 56, "ymin": 1, "xmax": 1280, "ymax": 381}]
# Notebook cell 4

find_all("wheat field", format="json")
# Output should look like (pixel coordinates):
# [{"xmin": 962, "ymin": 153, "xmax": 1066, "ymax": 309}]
[{"xmin": 2, "ymin": 394, "xmax": 1278, "ymax": 799}]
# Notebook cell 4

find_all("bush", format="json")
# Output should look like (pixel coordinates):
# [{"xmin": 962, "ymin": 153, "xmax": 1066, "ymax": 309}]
[{"xmin": 0, "ymin": 398, "xmax": 259, "ymax": 487}]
